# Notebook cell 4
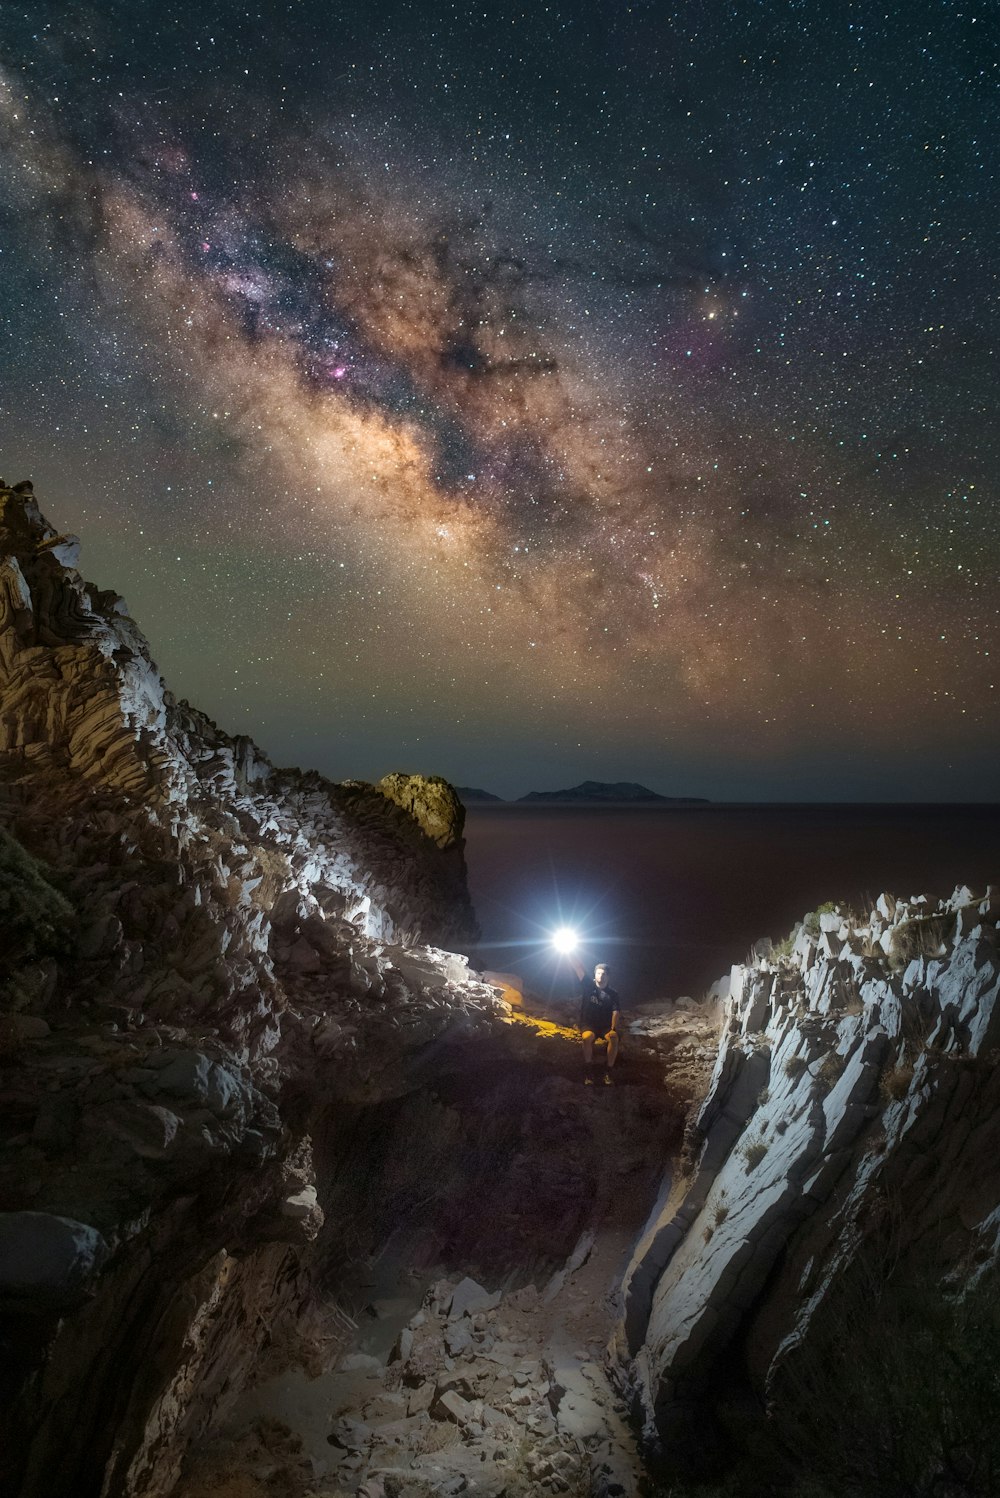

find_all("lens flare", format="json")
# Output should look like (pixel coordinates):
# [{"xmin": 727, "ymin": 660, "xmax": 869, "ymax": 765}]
[{"xmin": 552, "ymin": 926, "xmax": 579, "ymax": 955}]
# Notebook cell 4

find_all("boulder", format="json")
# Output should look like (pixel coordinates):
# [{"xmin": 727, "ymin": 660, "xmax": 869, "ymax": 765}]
[
  {"xmin": 338, "ymin": 1353, "xmax": 384, "ymax": 1375},
  {"xmin": 447, "ymin": 1276, "xmax": 501, "ymax": 1319},
  {"xmin": 104, "ymin": 1101, "xmax": 181, "ymax": 1159},
  {"xmin": 433, "ymin": 1389, "xmax": 474, "ymax": 1425},
  {"xmin": 279, "ymin": 1185, "xmax": 318, "ymax": 1220},
  {"xmin": 329, "ymin": 1416, "xmax": 373, "ymax": 1451},
  {"xmin": 390, "ymin": 1325, "xmax": 414, "ymax": 1363},
  {"xmin": 144, "ymin": 1050, "xmax": 246, "ymax": 1117},
  {"xmin": 0, "ymin": 1211, "xmax": 109, "ymax": 1307},
  {"xmin": 444, "ymin": 1321, "xmax": 474, "ymax": 1356},
  {"xmin": 407, "ymin": 1381, "xmax": 436, "ymax": 1416},
  {"xmin": 8, "ymin": 1015, "xmax": 51, "ymax": 1040},
  {"xmin": 375, "ymin": 772, "xmax": 466, "ymax": 850}
]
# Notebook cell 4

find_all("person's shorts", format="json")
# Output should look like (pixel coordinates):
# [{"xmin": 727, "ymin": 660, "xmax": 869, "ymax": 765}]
[{"xmin": 580, "ymin": 1026, "xmax": 622, "ymax": 1044}]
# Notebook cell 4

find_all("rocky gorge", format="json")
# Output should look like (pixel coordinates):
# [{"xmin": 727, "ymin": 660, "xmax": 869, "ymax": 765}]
[{"xmin": 1, "ymin": 481, "xmax": 999, "ymax": 1498}]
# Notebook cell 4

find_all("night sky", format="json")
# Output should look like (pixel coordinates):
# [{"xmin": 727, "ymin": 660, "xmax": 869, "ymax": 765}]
[{"xmin": 0, "ymin": 1, "xmax": 997, "ymax": 800}]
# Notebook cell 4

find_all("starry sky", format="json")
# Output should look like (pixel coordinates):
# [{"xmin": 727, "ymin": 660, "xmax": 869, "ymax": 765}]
[{"xmin": 0, "ymin": 0, "xmax": 997, "ymax": 800}]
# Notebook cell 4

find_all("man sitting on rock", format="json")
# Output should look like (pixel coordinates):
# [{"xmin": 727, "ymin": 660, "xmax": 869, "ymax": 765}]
[{"xmin": 569, "ymin": 957, "xmax": 621, "ymax": 1085}]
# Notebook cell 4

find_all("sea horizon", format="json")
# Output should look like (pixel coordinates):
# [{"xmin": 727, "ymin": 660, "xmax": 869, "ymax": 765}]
[{"xmin": 462, "ymin": 801, "xmax": 1000, "ymax": 1004}]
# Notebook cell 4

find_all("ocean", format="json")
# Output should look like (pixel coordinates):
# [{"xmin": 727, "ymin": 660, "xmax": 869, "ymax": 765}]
[{"xmin": 461, "ymin": 804, "xmax": 1000, "ymax": 1007}]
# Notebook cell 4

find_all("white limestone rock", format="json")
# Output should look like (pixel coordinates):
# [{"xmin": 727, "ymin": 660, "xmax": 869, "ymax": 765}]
[
  {"xmin": 279, "ymin": 1185, "xmax": 318, "ymax": 1220},
  {"xmin": 616, "ymin": 882, "xmax": 1000, "ymax": 1462}
]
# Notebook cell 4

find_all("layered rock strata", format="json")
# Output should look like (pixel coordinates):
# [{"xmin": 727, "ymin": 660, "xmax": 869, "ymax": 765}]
[
  {"xmin": 0, "ymin": 483, "xmax": 703, "ymax": 1498},
  {"xmin": 616, "ymin": 884, "xmax": 1000, "ymax": 1478},
  {"xmin": 0, "ymin": 482, "xmax": 503, "ymax": 1497},
  {"xmin": 8, "ymin": 478, "xmax": 997, "ymax": 1497}
]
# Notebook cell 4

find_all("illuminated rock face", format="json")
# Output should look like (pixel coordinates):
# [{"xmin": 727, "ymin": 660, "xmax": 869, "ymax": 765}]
[
  {"xmin": 0, "ymin": 481, "xmax": 479, "ymax": 1042},
  {"xmin": 0, "ymin": 481, "xmax": 503, "ymax": 1497},
  {"xmin": 615, "ymin": 884, "xmax": 1000, "ymax": 1473},
  {"xmin": 374, "ymin": 771, "xmax": 467, "ymax": 850}
]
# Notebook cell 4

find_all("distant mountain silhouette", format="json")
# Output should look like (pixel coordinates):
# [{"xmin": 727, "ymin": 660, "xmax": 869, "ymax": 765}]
[
  {"xmin": 455, "ymin": 786, "xmax": 505, "ymax": 803},
  {"xmin": 517, "ymin": 781, "xmax": 709, "ymax": 804}
]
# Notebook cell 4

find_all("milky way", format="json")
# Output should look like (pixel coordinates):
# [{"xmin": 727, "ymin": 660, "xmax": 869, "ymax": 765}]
[{"xmin": 0, "ymin": 1, "xmax": 997, "ymax": 797}]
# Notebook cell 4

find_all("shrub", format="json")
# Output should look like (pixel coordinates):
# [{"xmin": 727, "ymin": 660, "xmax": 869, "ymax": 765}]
[
  {"xmin": 816, "ymin": 1052, "xmax": 847, "ymax": 1091},
  {"xmin": 799, "ymin": 901, "xmax": 840, "ymax": 940},
  {"xmin": 776, "ymin": 901, "xmax": 847, "ymax": 958},
  {"xmin": 784, "ymin": 1055, "xmax": 808, "ymax": 1080},
  {"xmin": 888, "ymin": 914, "xmax": 954, "ymax": 971},
  {"xmin": 772, "ymin": 926, "xmax": 799, "ymax": 960},
  {"xmin": 742, "ymin": 1137, "xmax": 768, "ymax": 1172},
  {"xmin": 880, "ymin": 1062, "xmax": 914, "ymax": 1102}
]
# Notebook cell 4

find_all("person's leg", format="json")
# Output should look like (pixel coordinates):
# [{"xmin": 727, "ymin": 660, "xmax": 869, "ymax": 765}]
[
  {"xmin": 606, "ymin": 1031, "xmax": 620, "ymax": 1069},
  {"xmin": 582, "ymin": 1030, "xmax": 595, "ymax": 1065}
]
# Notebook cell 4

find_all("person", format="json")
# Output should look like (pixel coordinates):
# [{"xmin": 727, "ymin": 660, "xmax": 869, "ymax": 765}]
[{"xmin": 569, "ymin": 956, "xmax": 621, "ymax": 1085}]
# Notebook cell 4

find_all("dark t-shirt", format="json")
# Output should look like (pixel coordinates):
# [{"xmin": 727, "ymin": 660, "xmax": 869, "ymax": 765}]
[{"xmin": 579, "ymin": 979, "xmax": 621, "ymax": 1035}]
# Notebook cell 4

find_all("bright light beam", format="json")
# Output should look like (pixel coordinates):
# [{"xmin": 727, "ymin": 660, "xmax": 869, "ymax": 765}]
[{"xmin": 551, "ymin": 925, "xmax": 579, "ymax": 955}]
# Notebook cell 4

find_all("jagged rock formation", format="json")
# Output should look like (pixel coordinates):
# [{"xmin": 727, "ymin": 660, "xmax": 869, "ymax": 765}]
[
  {"xmin": 0, "ymin": 480, "xmax": 479, "ymax": 1034},
  {"xmin": 6, "ymin": 478, "xmax": 998, "ymax": 1498},
  {"xmin": 615, "ymin": 885, "xmax": 1000, "ymax": 1483},
  {"xmin": 0, "ymin": 482, "xmax": 504, "ymax": 1496},
  {"xmin": 0, "ymin": 482, "xmax": 700, "ymax": 1498}
]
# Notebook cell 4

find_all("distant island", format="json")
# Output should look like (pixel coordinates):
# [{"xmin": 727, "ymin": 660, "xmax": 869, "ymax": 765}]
[
  {"xmin": 455, "ymin": 781, "xmax": 709, "ymax": 805},
  {"xmin": 519, "ymin": 781, "xmax": 709, "ymax": 805}
]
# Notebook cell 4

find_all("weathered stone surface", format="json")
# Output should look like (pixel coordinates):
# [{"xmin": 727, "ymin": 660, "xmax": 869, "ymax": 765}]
[
  {"xmin": 279, "ymin": 1186, "xmax": 319, "ymax": 1221},
  {"xmin": 615, "ymin": 886, "xmax": 1000, "ymax": 1474},
  {"xmin": 447, "ymin": 1275, "xmax": 502, "ymax": 1320},
  {"xmin": 407, "ymin": 1380, "xmax": 436, "ymax": 1415},
  {"xmin": 329, "ymin": 1416, "xmax": 373, "ymax": 1450},
  {"xmin": 433, "ymin": 1388, "xmax": 475, "ymax": 1425},
  {"xmin": 0, "ymin": 1211, "xmax": 109, "ymax": 1305},
  {"xmin": 374, "ymin": 772, "xmax": 466, "ymax": 851},
  {"xmin": 0, "ymin": 487, "xmax": 507, "ymax": 1498},
  {"xmin": 103, "ymin": 1102, "xmax": 181, "ymax": 1159},
  {"xmin": 444, "ymin": 1321, "xmax": 474, "ymax": 1356}
]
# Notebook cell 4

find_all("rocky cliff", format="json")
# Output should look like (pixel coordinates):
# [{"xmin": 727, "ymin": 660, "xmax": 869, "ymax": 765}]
[
  {"xmin": 0, "ymin": 482, "xmax": 704, "ymax": 1498},
  {"xmin": 0, "ymin": 482, "xmax": 507, "ymax": 1496},
  {"xmin": 616, "ymin": 885, "xmax": 1000, "ymax": 1490},
  {"xmin": 4, "ymin": 479, "xmax": 999, "ymax": 1498}
]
